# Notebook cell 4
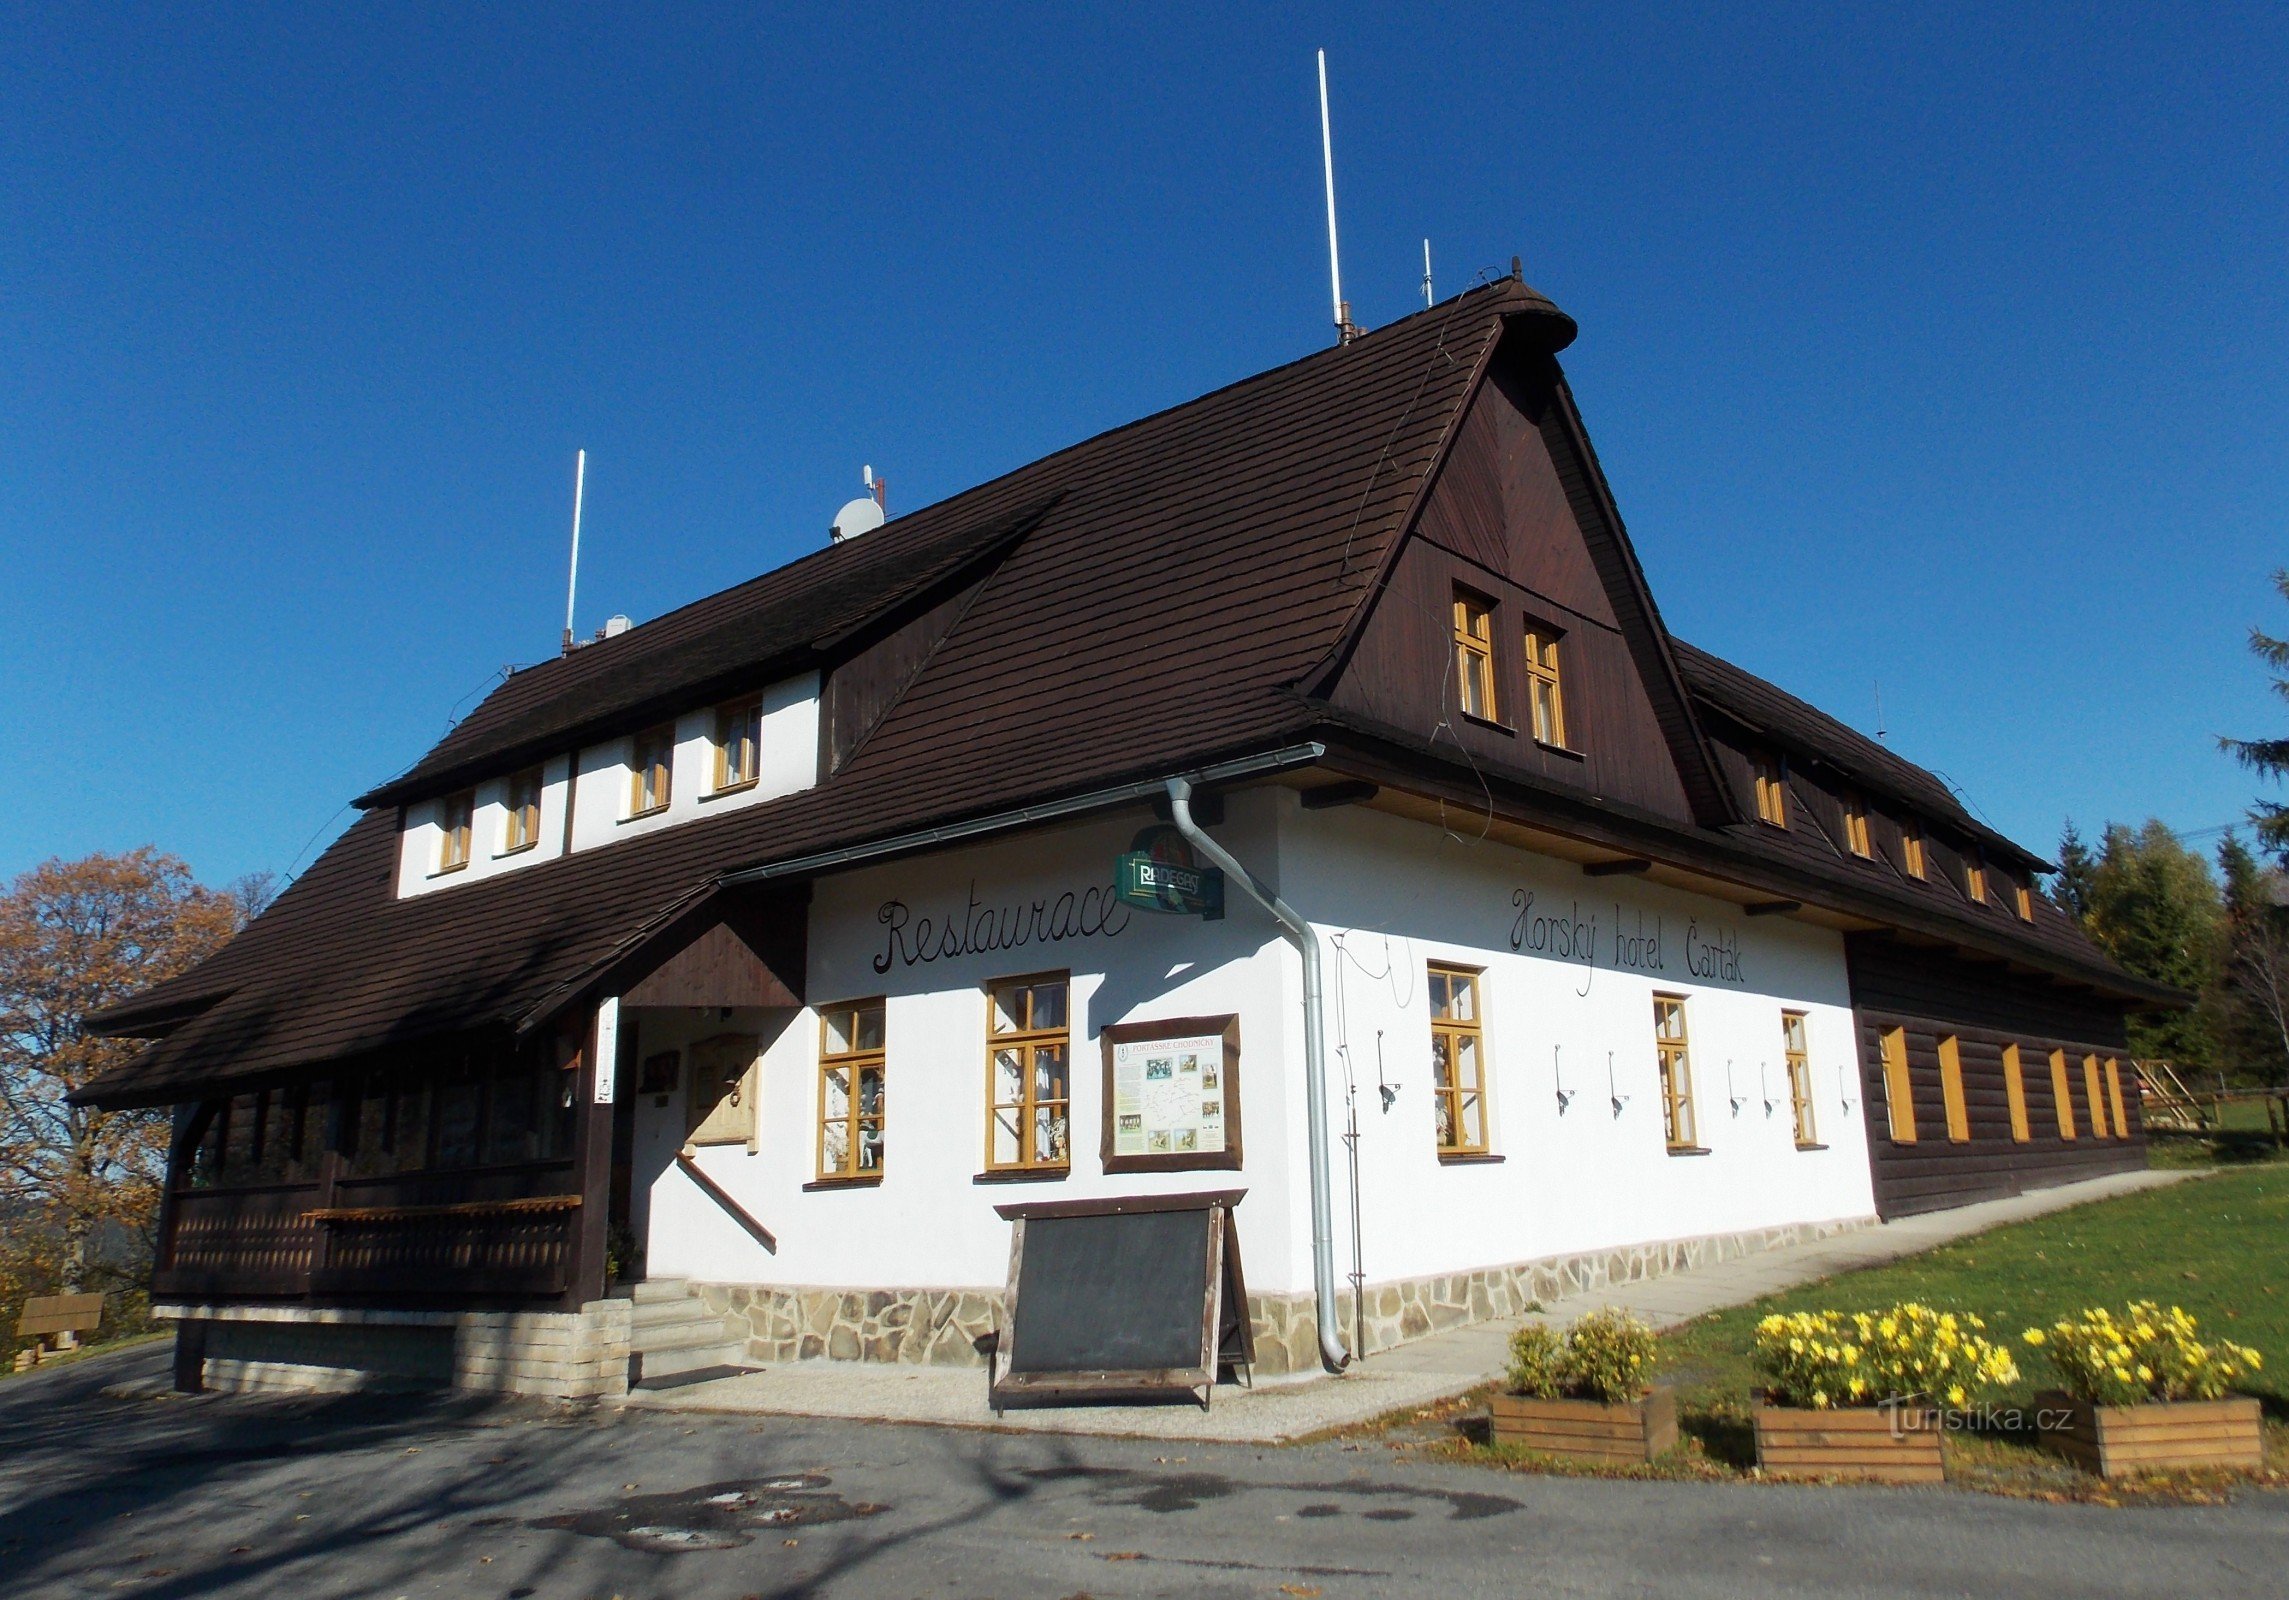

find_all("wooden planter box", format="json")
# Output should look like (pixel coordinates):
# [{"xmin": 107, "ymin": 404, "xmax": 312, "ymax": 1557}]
[
  {"xmin": 2034, "ymin": 1392, "xmax": 2266, "ymax": 1478},
  {"xmin": 1489, "ymin": 1387, "xmax": 1677, "ymax": 1464},
  {"xmin": 1754, "ymin": 1401, "xmax": 1944, "ymax": 1484}
]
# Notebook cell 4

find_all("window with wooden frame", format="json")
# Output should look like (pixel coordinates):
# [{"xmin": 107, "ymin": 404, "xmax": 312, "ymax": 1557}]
[
  {"xmin": 629, "ymin": 724, "xmax": 675, "ymax": 817},
  {"xmin": 1880, "ymin": 1025, "xmax": 1917, "ymax": 1143},
  {"xmin": 712, "ymin": 697, "xmax": 762, "ymax": 795},
  {"xmin": 2015, "ymin": 882, "xmax": 2035, "ymax": 922},
  {"xmin": 1937, "ymin": 1035, "xmax": 1970, "ymax": 1142},
  {"xmin": 1653, "ymin": 995, "xmax": 1700, "ymax": 1151},
  {"xmin": 1843, "ymin": 795, "xmax": 1873, "ymax": 859},
  {"xmin": 2083, "ymin": 1053, "xmax": 2111, "ymax": 1139},
  {"xmin": 1782, "ymin": 1010, "xmax": 1817, "ymax": 1147},
  {"xmin": 816, "ymin": 998, "xmax": 885, "ymax": 1182},
  {"xmin": 986, "ymin": 973, "xmax": 1070, "ymax": 1172},
  {"xmin": 1452, "ymin": 587, "xmax": 1498, "ymax": 722},
  {"xmin": 2106, "ymin": 1058, "xmax": 2129, "ymax": 1139},
  {"xmin": 1427, "ymin": 964, "xmax": 1489, "ymax": 1156},
  {"xmin": 1753, "ymin": 754, "xmax": 1788, "ymax": 827},
  {"xmin": 1965, "ymin": 852, "xmax": 1989, "ymax": 905},
  {"xmin": 437, "ymin": 790, "xmax": 474, "ymax": 873},
  {"xmin": 1523, "ymin": 627, "xmax": 1568, "ymax": 748},
  {"xmin": 2001, "ymin": 1044, "xmax": 2031, "ymax": 1142},
  {"xmin": 2049, "ymin": 1048, "xmax": 2078, "ymax": 1139},
  {"xmin": 502, "ymin": 766, "xmax": 543, "ymax": 854},
  {"xmin": 1901, "ymin": 822, "xmax": 1928, "ymax": 880}
]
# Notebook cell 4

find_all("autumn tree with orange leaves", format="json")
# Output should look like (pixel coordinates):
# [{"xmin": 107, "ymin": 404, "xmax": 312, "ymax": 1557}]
[{"xmin": 0, "ymin": 851, "xmax": 257, "ymax": 1311}]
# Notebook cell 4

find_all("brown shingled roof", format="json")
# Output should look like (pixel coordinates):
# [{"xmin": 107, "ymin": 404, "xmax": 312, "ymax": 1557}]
[{"xmin": 80, "ymin": 280, "xmax": 1576, "ymax": 1106}]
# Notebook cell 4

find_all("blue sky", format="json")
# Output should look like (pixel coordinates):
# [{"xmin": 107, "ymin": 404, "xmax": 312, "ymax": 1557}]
[{"xmin": 4, "ymin": 5, "xmax": 2285, "ymax": 888}]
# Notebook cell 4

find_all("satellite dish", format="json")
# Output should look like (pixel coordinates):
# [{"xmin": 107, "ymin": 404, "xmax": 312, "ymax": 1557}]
[{"xmin": 830, "ymin": 496, "xmax": 884, "ymax": 543}]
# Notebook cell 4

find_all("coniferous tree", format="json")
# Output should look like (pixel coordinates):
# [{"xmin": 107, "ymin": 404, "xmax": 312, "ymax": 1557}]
[
  {"xmin": 2223, "ymin": 569, "xmax": 2289, "ymax": 860},
  {"xmin": 2083, "ymin": 821, "xmax": 2224, "ymax": 1071},
  {"xmin": 2053, "ymin": 820, "xmax": 2098, "ymax": 922}
]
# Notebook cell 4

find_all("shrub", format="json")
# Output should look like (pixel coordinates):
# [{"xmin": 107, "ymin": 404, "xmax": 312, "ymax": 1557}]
[
  {"xmin": 1504, "ymin": 1308, "xmax": 1658, "ymax": 1403},
  {"xmin": 2023, "ymin": 1301, "xmax": 2264, "ymax": 1406},
  {"xmin": 1753, "ymin": 1302, "xmax": 2019, "ymax": 1411}
]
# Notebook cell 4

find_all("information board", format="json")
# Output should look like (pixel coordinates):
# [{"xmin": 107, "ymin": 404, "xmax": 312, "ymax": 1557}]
[{"xmin": 1099, "ymin": 1015, "xmax": 1242, "ymax": 1174}]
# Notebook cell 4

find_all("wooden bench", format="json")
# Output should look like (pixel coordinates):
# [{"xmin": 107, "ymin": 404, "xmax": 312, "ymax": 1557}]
[{"xmin": 13, "ymin": 1292, "xmax": 105, "ymax": 1371}]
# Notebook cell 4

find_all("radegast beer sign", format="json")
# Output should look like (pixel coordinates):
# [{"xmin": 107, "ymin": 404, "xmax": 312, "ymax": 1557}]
[
  {"xmin": 1509, "ymin": 888, "xmax": 1747, "ymax": 987},
  {"xmin": 1115, "ymin": 826, "xmax": 1225, "ymax": 919}
]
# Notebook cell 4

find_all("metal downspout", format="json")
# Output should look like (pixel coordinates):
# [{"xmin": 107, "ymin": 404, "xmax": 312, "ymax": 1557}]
[{"xmin": 1164, "ymin": 776, "xmax": 1351, "ymax": 1373}]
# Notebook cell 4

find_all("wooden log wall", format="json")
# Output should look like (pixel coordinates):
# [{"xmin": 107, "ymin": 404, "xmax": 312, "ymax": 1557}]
[{"xmin": 1846, "ymin": 936, "xmax": 2145, "ymax": 1217}]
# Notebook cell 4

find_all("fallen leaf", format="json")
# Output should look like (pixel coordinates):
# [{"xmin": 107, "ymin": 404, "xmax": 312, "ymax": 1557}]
[
  {"xmin": 1100, "ymin": 1552, "xmax": 1145, "ymax": 1562},
  {"xmin": 782, "ymin": 1538, "xmax": 799, "ymax": 1548},
  {"xmin": 1279, "ymin": 1587, "xmax": 1322, "ymax": 1598},
  {"xmin": 1066, "ymin": 1531, "xmax": 1095, "ymax": 1541}
]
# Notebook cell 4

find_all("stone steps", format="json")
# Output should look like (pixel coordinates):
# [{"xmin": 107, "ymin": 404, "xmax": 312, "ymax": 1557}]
[{"xmin": 625, "ymin": 1280, "xmax": 751, "ymax": 1385}]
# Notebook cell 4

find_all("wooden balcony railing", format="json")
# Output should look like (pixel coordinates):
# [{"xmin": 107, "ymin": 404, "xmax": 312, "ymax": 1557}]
[{"xmin": 154, "ymin": 1160, "xmax": 584, "ymax": 1304}]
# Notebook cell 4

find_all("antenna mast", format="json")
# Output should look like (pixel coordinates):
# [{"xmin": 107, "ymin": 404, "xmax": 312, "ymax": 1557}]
[
  {"xmin": 1317, "ymin": 50, "xmax": 1354, "ymax": 343},
  {"xmin": 562, "ymin": 448, "xmax": 586, "ymax": 655},
  {"xmin": 1422, "ymin": 239, "xmax": 1434, "ymax": 306}
]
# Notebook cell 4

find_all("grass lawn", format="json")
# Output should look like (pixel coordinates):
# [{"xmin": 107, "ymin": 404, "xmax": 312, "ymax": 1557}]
[{"xmin": 1659, "ymin": 1164, "xmax": 2289, "ymax": 1416}]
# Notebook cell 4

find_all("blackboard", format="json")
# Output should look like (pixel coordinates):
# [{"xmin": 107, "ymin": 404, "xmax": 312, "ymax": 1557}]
[{"xmin": 990, "ymin": 1190, "xmax": 1249, "ymax": 1408}]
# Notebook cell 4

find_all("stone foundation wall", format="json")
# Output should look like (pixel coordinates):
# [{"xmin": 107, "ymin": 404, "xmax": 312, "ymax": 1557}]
[
  {"xmin": 695, "ymin": 1283, "xmax": 1000, "ymax": 1366},
  {"xmin": 161, "ymin": 1300, "xmax": 633, "ymax": 1400},
  {"xmin": 1247, "ymin": 1215, "xmax": 1877, "ymax": 1375},
  {"xmin": 697, "ymin": 1214, "xmax": 1876, "ymax": 1376}
]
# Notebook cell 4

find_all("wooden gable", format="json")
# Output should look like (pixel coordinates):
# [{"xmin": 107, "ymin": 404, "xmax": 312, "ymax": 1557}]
[{"xmin": 1319, "ymin": 341, "xmax": 1732, "ymax": 828}]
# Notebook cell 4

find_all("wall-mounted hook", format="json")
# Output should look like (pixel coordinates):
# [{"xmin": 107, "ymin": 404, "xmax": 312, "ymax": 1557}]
[
  {"xmin": 1838, "ymin": 1060, "xmax": 1857, "ymax": 1114},
  {"xmin": 1607, "ymin": 1050, "xmax": 1630, "ymax": 1118},
  {"xmin": 1726, "ymin": 1058, "xmax": 1746, "ymax": 1116},
  {"xmin": 1376, "ymin": 1029, "xmax": 1399, "ymax": 1112},
  {"xmin": 1759, "ymin": 1059, "xmax": 1778, "ymax": 1117},
  {"xmin": 1553, "ymin": 1044, "xmax": 1576, "ymax": 1114}
]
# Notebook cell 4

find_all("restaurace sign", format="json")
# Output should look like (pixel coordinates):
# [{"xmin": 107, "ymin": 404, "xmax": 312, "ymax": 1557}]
[{"xmin": 873, "ymin": 879, "xmax": 1132, "ymax": 973}]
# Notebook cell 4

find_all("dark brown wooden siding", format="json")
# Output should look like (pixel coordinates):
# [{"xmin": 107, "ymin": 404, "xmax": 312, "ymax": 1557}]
[
  {"xmin": 1327, "ymin": 360, "xmax": 1699, "ymax": 823},
  {"xmin": 1847, "ymin": 936, "xmax": 2144, "ymax": 1217},
  {"xmin": 820, "ymin": 569, "xmax": 992, "ymax": 775}
]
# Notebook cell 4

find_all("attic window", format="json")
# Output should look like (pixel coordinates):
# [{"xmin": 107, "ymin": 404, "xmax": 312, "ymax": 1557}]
[
  {"xmin": 712, "ymin": 697, "xmax": 762, "ymax": 794},
  {"xmin": 436, "ymin": 790, "xmax": 474, "ymax": 874},
  {"xmin": 1965, "ymin": 853, "xmax": 1989, "ymax": 905},
  {"xmin": 1753, "ymin": 754, "xmax": 1788, "ymax": 828},
  {"xmin": 1523, "ymin": 628, "xmax": 1568, "ymax": 748},
  {"xmin": 502, "ymin": 766, "xmax": 542, "ymax": 854},
  {"xmin": 1452, "ymin": 588, "xmax": 1498, "ymax": 722},
  {"xmin": 2015, "ymin": 882, "xmax": 2035, "ymax": 921},
  {"xmin": 1901, "ymin": 822, "xmax": 1928, "ymax": 880},
  {"xmin": 1843, "ymin": 795, "xmax": 1873, "ymax": 859},
  {"xmin": 630, "ymin": 725, "xmax": 675, "ymax": 818}
]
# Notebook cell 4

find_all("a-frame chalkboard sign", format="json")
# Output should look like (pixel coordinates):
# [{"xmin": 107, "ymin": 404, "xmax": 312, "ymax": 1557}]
[{"xmin": 989, "ymin": 1190, "xmax": 1251, "ymax": 1410}]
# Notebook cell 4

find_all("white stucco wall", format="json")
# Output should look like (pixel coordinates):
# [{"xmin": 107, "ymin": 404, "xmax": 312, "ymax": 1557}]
[
  {"xmin": 396, "ymin": 754, "xmax": 575, "ymax": 898},
  {"xmin": 630, "ymin": 786, "xmax": 1875, "ymax": 1303},
  {"xmin": 398, "ymin": 671, "xmax": 819, "ymax": 896},
  {"xmin": 636, "ymin": 792, "xmax": 1306, "ymax": 1292},
  {"xmin": 1282, "ymin": 799, "xmax": 1876, "ymax": 1298}
]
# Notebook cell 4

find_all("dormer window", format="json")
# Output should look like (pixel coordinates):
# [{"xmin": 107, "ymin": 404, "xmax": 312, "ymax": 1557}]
[
  {"xmin": 630, "ymin": 725, "xmax": 674, "ymax": 818},
  {"xmin": 712, "ymin": 697, "xmax": 762, "ymax": 794},
  {"xmin": 437, "ymin": 790, "xmax": 474, "ymax": 874},
  {"xmin": 502, "ymin": 766, "xmax": 543, "ymax": 854},
  {"xmin": 1524, "ymin": 627, "xmax": 1568, "ymax": 748},
  {"xmin": 1901, "ymin": 822, "xmax": 1928, "ymax": 880},
  {"xmin": 1966, "ymin": 852, "xmax": 1989, "ymax": 905},
  {"xmin": 1452, "ymin": 588, "xmax": 1498, "ymax": 722},
  {"xmin": 1753, "ymin": 754, "xmax": 1788, "ymax": 827},
  {"xmin": 1843, "ymin": 794, "xmax": 1873, "ymax": 859},
  {"xmin": 2015, "ymin": 882, "xmax": 2035, "ymax": 921}
]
